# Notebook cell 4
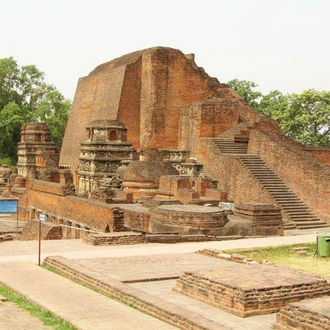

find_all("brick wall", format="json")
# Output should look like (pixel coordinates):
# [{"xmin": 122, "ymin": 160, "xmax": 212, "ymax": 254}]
[
  {"xmin": 18, "ymin": 179, "xmax": 121, "ymax": 233},
  {"xmin": 303, "ymin": 146, "xmax": 330, "ymax": 166}
]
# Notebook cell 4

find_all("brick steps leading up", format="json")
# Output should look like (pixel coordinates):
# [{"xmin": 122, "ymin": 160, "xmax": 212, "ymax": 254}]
[
  {"xmin": 237, "ymin": 154, "xmax": 328, "ymax": 230},
  {"xmin": 209, "ymin": 126, "xmax": 328, "ymax": 230}
]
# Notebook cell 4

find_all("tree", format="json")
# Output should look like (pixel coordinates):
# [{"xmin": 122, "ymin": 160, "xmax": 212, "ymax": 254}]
[
  {"xmin": 227, "ymin": 79, "xmax": 330, "ymax": 147},
  {"xmin": 258, "ymin": 90, "xmax": 288, "ymax": 118},
  {"xmin": 36, "ymin": 90, "xmax": 71, "ymax": 146},
  {"xmin": 278, "ymin": 90, "xmax": 330, "ymax": 147},
  {"xmin": 0, "ymin": 103, "xmax": 25, "ymax": 161},
  {"xmin": 0, "ymin": 57, "xmax": 71, "ymax": 164},
  {"xmin": 227, "ymin": 79, "xmax": 263, "ymax": 109}
]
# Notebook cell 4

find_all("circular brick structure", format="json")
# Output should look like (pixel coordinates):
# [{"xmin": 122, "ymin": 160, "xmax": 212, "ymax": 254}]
[{"xmin": 149, "ymin": 205, "xmax": 228, "ymax": 235}]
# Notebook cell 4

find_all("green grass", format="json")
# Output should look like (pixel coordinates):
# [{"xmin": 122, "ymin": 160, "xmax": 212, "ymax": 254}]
[
  {"xmin": 0, "ymin": 285, "xmax": 76, "ymax": 330},
  {"xmin": 224, "ymin": 243, "xmax": 330, "ymax": 279}
]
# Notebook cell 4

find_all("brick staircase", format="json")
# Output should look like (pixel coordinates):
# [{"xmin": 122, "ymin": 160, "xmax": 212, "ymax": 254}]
[
  {"xmin": 237, "ymin": 155, "xmax": 328, "ymax": 229},
  {"xmin": 212, "ymin": 123, "xmax": 249, "ymax": 155},
  {"xmin": 208, "ymin": 124, "xmax": 328, "ymax": 230}
]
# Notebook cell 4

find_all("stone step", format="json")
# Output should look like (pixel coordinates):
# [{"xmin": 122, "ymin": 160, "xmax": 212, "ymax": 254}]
[
  {"xmin": 271, "ymin": 199, "xmax": 300, "ymax": 202},
  {"xmin": 295, "ymin": 222, "xmax": 329, "ymax": 229},
  {"xmin": 250, "ymin": 171, "xmax": 280, "ymax": 174},
  {"xmin": 217, "ymin": 149, "xmax": 247, "ymax": 153},
  {"xmin": 251, "ymin": 174, "xmax": 282, "ymax": 177},
  {"xmin": 255, "ymin": 177, "xmax": 284, "ymax": 181},
  {"xmin": 240, "ymin": 163, "xmax": 269, "ymax": 166},
  {"xmin": 282, "ymin": 205, "xmax": 309, "ymax": 210},
  {"xmin": 276, "ymin": 200, "xmax": 304, "ymax": 205},
  {"xmin": 287, "ymin": 211, "xmax": 315, "ymax": 215},
  {"xmin": 282, "ymin": 209, "xmax": 312, "ymax": 215},
  {"xmin": 281, "ymin": 204, "xmax": 310, "ymax": 209},
  {"xmin": 288, "ymin": 216, "xmax": 319, "ymax": 221},
  {"xmin": 283, "ymin": 222, "xmax": 297, "ymax": 229},
  {"xmin": 214, "ymin": 144, "xmax": 246, "ymax": 148},
  {"xmin": 259, "ymin": 183, "xmax": 286, "ymax": 186},
  {"xmin": 214, "ymin": 147, "xmax": 246, "ymax": 150},
  {"xmin": 238, "ymin": 155, "xmax": 259, "ymax": 158},
  {"xmin": 269, "ymin": 192, "xmax": 298, "ymax": 196},
  {"xmin": 249, "ymin": 172, "xmax": 280, "ymax": 176},
  {"xmin": 268, "ymin": 191, "xmax": 294, "ymax": 195},
  {"xmin": 259, "ymin": 183, "xmax": 287, "ymax": 187}
]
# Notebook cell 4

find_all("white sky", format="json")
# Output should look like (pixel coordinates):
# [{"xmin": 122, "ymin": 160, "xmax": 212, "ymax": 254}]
[{"xmin": 2, "ymin": 0, "xmax": 329, "ymax": 100}]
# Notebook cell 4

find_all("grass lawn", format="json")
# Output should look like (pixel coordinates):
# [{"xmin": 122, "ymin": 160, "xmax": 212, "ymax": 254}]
[{"xmin": 224, "ymin": 243, "xmax": 330, "ymax": 279}]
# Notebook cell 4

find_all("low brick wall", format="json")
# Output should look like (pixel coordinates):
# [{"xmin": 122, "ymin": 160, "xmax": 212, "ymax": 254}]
[
  {"xmin": 272, "ymin": 296, "xmax": 330, "ymax": 329},
  {"xmin": 83, "ymin": 232, "xmax": 250, "ymax": 246},
  {"xmin": 83, "ymin": 232, "xmax": 146, "ymax": 245},
  {"xmin": 43, "ymin": 256, "xmax": 228, "ymax": 330},
  {"xmin": 197, "ymin": 249, "xmax": 261, "ymax": 264}
]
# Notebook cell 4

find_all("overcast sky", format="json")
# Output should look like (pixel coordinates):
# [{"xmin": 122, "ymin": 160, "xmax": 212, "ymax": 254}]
[{"xmin": 2, "ymin": 0, "xmax": 329, "ymax": 100}]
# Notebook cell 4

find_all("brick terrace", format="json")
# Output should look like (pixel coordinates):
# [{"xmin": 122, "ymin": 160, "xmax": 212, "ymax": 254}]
[{"xmin": 43, "ymin": 252, "xmax": 330, "ymax": 328}]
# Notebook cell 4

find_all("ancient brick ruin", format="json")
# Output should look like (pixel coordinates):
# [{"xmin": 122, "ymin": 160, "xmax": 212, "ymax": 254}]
[
  {"xmin": 174, "ymin": 263, "xmax": 330, "ymax": 317},
  {"xmin": 4, "ymin": 46, "xmax": 330, "ymax": 239}
]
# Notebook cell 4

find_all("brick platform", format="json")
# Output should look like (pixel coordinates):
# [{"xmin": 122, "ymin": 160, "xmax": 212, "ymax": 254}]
[
  {"xmin": 174, "ymin": 263, "xmax": 330, "ymax": 317},
  {"xmin": 271, "ymin": 296, "xmax": 330, "ymax": 329}
]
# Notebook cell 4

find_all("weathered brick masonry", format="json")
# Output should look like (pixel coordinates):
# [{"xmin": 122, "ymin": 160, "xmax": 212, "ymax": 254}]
[
  {"xmin": 272, "ymin": 296, "xmax": 330, "ymax": 329},
  {"xmin": 20, "ymin": 179, "xmax": 122, "ymax": 233},
  {"xmin": 14, "ymin": 46, "xmax": 330, "ymax": 233},
  {"xmin": 174, "ymin": 264, "xmax": 330, "ymax": 318},
  {"xmin": 248, "ymin": 130, "xmax": 330, "ymax": 221},
  {"xmin": 43, "ymin": 256, "xmax": 229, "ymax": 330}
]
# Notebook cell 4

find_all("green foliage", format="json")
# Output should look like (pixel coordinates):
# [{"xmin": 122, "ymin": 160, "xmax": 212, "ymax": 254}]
[
  {"xmin": 0, "ymin": 157, "xmax": 14, "ymax": 166},
  {"xmin": 0, "ymin": 57, "xmax": 71, "ymax": 163},
  {"xmin": 36, "ymin": 90, "xmax": 71, "ymax": 145},
  {"xmin": 279, "ymin": 90, "xmax": 330, "ymax": 146},
  {"xmin": 227, "ymin": 79, "xmax": 263, "ymax": 109},
  {"xmin": 227, "ymin": 79, "xmax": 330, "ymax": 147},
  {"xmin": 0, "ymin": 285, "xmax": 76, "ymax": 329},
  {"xmin": 258, "ymin": 90, "xmax": 289, "ymax": 118}
]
